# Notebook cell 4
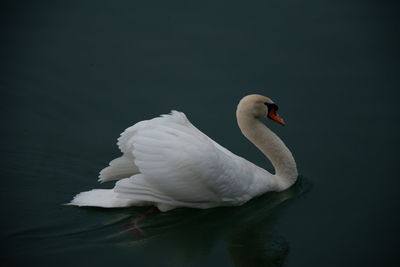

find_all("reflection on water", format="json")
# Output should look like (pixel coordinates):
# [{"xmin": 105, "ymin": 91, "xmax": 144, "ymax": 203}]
[
  {"xmin": 7, "ymin": 177, "xmax": 309, "ymax": 266},
  {"xmin": 105, "ymin": 176, "xmax": 310, "ymax": 266}
]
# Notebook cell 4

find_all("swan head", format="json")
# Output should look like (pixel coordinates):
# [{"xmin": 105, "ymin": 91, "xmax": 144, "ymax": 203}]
[{"xmin": 237, "ymin": 94, "xmax": 285, "ymax": 126}]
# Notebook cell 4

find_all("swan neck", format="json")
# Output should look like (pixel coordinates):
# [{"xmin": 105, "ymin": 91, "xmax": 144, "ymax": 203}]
[{"xmin": 236, "ymin": 112, "xmax": 298, "ymax": 191}]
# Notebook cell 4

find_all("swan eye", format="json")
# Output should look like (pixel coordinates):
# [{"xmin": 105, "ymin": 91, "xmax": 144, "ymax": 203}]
[{"xmin": 264, "ymin": 103, "xmax": 279, "ymax": 111}]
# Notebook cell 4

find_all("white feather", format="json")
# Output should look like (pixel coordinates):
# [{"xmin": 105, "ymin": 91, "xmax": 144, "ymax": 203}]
[
  {"xmin": 69, "ymin": 108, "xmax": 290, "ymax": 212},
  {"xmin": 98, "ymin": 156, "xmax": 139, "ymax": 182},
  {"xmin": 67, "ymin": 189, "xmax": 141, "ymax": 208}
]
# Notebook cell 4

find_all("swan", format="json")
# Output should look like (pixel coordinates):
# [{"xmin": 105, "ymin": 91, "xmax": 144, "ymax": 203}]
[{"xmin": 68, "ymin": 94, "xmax": 298, "ymax": 212}]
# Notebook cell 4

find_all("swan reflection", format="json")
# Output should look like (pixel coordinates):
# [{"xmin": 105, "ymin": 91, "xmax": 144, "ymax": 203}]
[{"xmin": 107, "ymin": 177, "xmax": 309, "ymax": 267}]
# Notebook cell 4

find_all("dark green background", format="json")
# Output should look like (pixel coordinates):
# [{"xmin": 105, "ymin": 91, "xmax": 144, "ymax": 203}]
[{"xmin": 1, "ymin": 0, "xmax": 399, "ymax": 266}]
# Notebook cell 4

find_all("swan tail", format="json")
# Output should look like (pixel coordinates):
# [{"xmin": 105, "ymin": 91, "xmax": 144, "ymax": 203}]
[
  {"xmin": 68, "ymin": 174, "xmax": 175, "ymax": 210},
  {"xmin": 98, "ymin": 156, "xmax": 139, "ymax": 183},
  {"xmin": 67, "ymin": 189, "xmax": 141, "ymax": 208}
]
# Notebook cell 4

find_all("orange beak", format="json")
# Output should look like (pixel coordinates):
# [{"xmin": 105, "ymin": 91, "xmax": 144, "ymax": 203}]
[{"xmin": 267, "ymin": 108, "xmax": 285, "ymax": 126}]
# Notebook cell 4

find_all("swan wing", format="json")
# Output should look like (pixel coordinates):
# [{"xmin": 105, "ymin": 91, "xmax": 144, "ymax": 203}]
[
  {"xmin": 97, "ymin": 119, "xmax": 150, "ymax": 182},
  {"xmin": 114, "ymin": 111, "xmax": 262, "ymax": 207}
]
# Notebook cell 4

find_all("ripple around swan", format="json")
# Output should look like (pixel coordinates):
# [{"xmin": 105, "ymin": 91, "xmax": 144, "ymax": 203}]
[{"xmin": 8, "ymin": 176, "xmax": 310, "ymax": 266}]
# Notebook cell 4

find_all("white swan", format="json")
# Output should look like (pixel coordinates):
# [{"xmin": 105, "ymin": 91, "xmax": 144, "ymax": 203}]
[{"xmin": 69, "ymin": 94, "xmax": 298, "ymax": 212}]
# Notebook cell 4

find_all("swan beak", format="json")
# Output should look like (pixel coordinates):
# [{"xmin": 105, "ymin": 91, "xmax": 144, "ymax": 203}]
[{"xmin": 267, "ymin": 110, "xmax": 285, "ymax": 126}]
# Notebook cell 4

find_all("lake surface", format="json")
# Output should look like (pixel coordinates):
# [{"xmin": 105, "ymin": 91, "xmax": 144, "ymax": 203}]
[{"xmin": 1, "ymin": 1, "xmax": 399, "ymax": 266}]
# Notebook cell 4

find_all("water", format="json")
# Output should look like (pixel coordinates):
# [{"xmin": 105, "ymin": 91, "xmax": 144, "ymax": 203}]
[{"xmin": 1, "ymin": 0, "xmax": 399, "ymax": 266}]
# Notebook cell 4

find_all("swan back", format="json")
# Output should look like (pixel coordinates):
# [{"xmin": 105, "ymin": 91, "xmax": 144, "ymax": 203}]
[{"xmin": 113, "ymin": 111, "xmax": 281, "ymax": 211}]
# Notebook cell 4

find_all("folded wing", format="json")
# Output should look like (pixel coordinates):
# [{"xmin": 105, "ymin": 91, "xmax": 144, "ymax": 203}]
[{"xmin": 114, "ymin": 111, "xmax": 259, "ymax": 208}]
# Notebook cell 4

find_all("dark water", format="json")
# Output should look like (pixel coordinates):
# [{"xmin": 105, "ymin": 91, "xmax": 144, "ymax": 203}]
[{"xmin": 1, "ymin": 0, "xmax": 399, "ymax": 266}]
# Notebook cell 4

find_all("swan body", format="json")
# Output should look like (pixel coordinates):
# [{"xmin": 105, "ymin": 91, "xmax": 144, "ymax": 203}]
[{"xmin": 69, "ymin": 95, "xmax": 298, "ymax": 212}]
